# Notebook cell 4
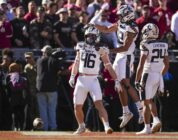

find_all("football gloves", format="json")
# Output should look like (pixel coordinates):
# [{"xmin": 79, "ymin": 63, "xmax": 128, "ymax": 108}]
[
  {"xmin": 115, "ymin": 79, "xmax": 121, "ymax": 92},
  {"xmin": 69, "ymin": 74, "xmax": 75, "ymax": 88},
  {"xmin": 135, "ymin": 82, "xmax": 143, "ymax": 92}
]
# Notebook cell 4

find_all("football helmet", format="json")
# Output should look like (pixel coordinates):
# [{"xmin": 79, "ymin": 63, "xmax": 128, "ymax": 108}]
[
  {"xmin": 84, "ymin": 25, "xmax": 100, "ymax": 45},
  {"xmin": 141, "ymin": 23, "xmax": 159, "ymax": 40},
  {"xmin": 117, "ymin": 5, "xmax": 135, "ymax": 23}
]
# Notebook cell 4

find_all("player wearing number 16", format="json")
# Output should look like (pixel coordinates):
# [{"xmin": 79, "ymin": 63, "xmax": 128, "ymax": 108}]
[
  {"xmin": 69, "ymin": 25, "xmax": 121, "ymax": 134},
  {"xmin": 135, "ymin": 23, "xmax": 169, "ymax": 134}
]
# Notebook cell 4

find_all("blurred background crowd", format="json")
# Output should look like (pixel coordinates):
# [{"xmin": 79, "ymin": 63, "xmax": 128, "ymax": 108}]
[{"xmin": 0, "ymin": 0, "xmax": 178, "ymax": 132}]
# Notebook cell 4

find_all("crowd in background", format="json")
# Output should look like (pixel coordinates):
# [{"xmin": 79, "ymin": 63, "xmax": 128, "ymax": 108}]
[
  {"xmin": 0, "ymin": 0, "xmax": 178, "ymax": 132},
  {"xmin": 0, "ymin": 0, "xmax": 178, "ymax": 49}
]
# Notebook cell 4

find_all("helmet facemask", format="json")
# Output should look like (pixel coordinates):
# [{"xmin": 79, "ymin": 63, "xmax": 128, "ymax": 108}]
[
  {"xmin": 117, "ymin": 5, "xmax": 135, "ymax": 23},
  {"xmin": 84, "ymin": 25, "xmax": 100, "ymax": 45},
  {"xmin": 85, "ymin": 34, "xmax": 97, "ymax": 45}
]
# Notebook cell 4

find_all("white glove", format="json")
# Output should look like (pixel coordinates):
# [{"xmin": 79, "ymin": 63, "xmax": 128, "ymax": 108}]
[
  {"xmin": 115, "ymin": 79, "xmax": 121, "ymax": 92},
  {"xmin": 69, "ymin": 74, "xmax": 75, "ymax": 88},
  {"xmin": 101, "ymin": 2, "xmax": 109, "ymax": 11}
]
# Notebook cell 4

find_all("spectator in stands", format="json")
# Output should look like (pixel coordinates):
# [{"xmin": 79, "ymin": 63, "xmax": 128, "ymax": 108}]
[
  {"xmin": 29, "ymin": 6, "xmax": 53, "ymax": 49},
  {"xmin": 161, "ymin": 31, "xmax": 177, "ymax": 49},
  {"xmin": 0, "ymin": 48, "xmax": 14, "ymax": 130},
  {"xmin": 42, "ymin": 0, "xmax": 50, "ymax": 11},
  {"xmin": 101, "ymin": 0, "xmax": 116, "ymax": 24},
  {"xmin": 66, "ymin": 3, "xmax": 79, "ymax": 25},
  {"xmin": 171, "ymin": 10, "xmax": 178, "ymax": 42},
  {"xmin": 73, "ymin": 11, "xmax": 89, "ymax": 42},
  {"xmin": 0, "ymin": 10, "xmax": 13, "ymax": 49},
  {"xmin": 153, "ymin": 0, "xmax": 173, "ymax": 38},
  {"xmin": 95, "ymin": 9, "xmax": 118, "ymax": 49},
  {"xmin": 6, "ymin": 62, "xmax": 27, "ymax": 131},
  {"xmin": 24, "ymin": 1, "xmax": 37, "ymax": 23},
  {"xmin": 133, "ymin": 0, "xmax": 142, "ymax": 19},
  {"xmin": 116, "ymin": 0, "xmax": 125, "ymax": 8},
  {"xmin": 54, "ymin": 7, "xmax": 75, "ymax": 48},
  {"xmin": 141, "ymin": 0, "xmax": 149, "ymax": 5},
  {"xmin": 136, "ymin": 5, "xmax": 157, "ymax": 46},
  {"xmin": 75, "ymin": 0, "xmax": 87, "ymax": 11},
  {"xmin": 0, "ymin": 0, "xmax": 14, "ymax": 21},
  {"xmin": 11, "ymin": 6, "xmax": 29, "ymax": 48},
  {"xmin": 166, "ymin": 0, "xmax": 178, "ymax": 13},
  {"xmin": 87, "ymin": 0, "xmax": 102, "ymax": 20},
  {"xmin": 125, "ymin": 0, "xmax": 133, "ymax": 6},
  {"xmin": 36, "ymin": 45, "xmax": 61, "ymax": 131},
  {"xmin": 45, "ymin": 2, "xmax": 59, "ymax": 25},
  {"xmin": 55, "ymin": 0, "xmax": 65, "ymax": 10},
  {"xmin": 8, "ymin": 0, "xmax": 20, "ymax": 8},
  {"xmin": 108, "ymin": 0, "xmax": 126, "ymax": 23},
  {"xmin": 24, "ymin": 52, "xmax": 39, "ymax": 130},
  {"xmin": 149, "ymin": 0, "xmax": 159, "ymax": 13}
]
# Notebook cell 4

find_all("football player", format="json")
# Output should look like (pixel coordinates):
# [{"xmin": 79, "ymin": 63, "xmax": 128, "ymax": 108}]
[
  {"xmin": 90, "ymin": 4, "xmax": 144, "ymax": 128},
  {"xmin": 69, "ymin": 25, "xmax": 120, "ymax": 134},
  {"xmin": 135, "ymin": 23, "xmax": 169, "ymax": 134}
]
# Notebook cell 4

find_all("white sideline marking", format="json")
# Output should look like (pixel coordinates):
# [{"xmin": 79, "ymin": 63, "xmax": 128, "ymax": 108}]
[{"xmin": 21, "ymin": 131, "xmax": 73, "ymax": 136}]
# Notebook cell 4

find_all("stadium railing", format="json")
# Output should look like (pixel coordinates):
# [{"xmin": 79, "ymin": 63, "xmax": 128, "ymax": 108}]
[{"xmin": 0, "ymin": 48, "xmax": 178, "ymax": 63}]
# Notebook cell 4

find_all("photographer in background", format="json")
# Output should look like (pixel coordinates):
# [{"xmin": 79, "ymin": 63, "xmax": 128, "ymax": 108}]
[{"xmin": 36, "ymin": 45, "xmax": 61, "ymax": 131}]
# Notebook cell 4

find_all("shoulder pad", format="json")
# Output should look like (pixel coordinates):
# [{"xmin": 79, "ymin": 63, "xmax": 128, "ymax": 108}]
[
  {"xmin": 75, "ymin": 42, "xmax": 86, "ymax": 51},
  {"xmin": 127, "ymin": 22, "xmax": 138, "ymax": 34},
  {"xmin": 98, "ymin": 46, "xmax": 109, "ymax": 55},
  {"xmin": 140, "ymin": 41, "xmax": 149, "ymax": 51}
]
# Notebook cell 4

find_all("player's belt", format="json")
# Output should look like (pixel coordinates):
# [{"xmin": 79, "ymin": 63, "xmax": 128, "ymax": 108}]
[{"xmin": 79, "ymin": 73, "xmax": 98, "ymax": 76}]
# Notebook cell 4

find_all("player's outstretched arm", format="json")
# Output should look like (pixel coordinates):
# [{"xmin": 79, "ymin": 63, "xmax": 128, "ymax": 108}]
[
  {"xmin": 101, "ymin": 52, "xmax": 117, "ymax": 81},
  {"xmin": 95, "ymin": 24, "xmax": 118, "ymax": 33},
  {"xmin": 101, "ymin": 52, "xmax": 121, "ymax": 91},
  {"xmin": 110, "ymin": 31, "xmax": 136, "ymax": 53}
]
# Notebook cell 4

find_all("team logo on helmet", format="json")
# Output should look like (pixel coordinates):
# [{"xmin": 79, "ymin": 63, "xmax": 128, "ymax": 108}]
[
  {"xmin": 117, "ymin": 5, "xmax": 135, "ymax": 23},
  {"xmin": 84, "ymin": 25, "xmax": 100, "ymax": 45},
  {"xmin": 141, "ymin": 23, "xmax": 159, "ymax": 40}
]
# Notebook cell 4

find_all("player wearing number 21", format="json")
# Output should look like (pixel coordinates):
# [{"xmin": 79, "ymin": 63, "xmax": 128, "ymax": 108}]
[
  {"xmin": 69, "ymin": 25, "xmax": 121, "ymax": 135},
  {"xmin": 135, "ymin": 23, "xmax": 169, "ymax": 134}
]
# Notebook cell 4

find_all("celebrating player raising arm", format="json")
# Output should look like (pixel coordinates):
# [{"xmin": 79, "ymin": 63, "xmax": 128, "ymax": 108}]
[{"xmin": 90, "ymin": 4, "xmax": 144, "ymax": 128}]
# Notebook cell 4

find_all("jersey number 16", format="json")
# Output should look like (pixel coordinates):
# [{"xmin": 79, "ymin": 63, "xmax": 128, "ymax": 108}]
[{"xmin": 81, "ymin": 53, "xmax": 96, "ymax": 68}]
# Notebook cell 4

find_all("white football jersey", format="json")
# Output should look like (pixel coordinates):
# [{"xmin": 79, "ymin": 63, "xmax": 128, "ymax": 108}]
[
  {"xmin": 140, "ymin": 40, "xmax": 168, "ymax": 73},
  {"xmin": 76, "ymin": 42, "xmax": 108, "ymax": 74},
  {"xmin": 116, "ymin": 22, "xmax": 138, "ymax": 56}
]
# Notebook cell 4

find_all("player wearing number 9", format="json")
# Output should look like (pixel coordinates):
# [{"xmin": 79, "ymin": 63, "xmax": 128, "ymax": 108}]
[
  {"xmin": 90, "ymin": 4, "xmax": 144, "ymax": 128},
  {"xmin": 69, "ymin": 25, "xmax": 121, "ymax": 134},
  {"xmin": 135, "ymin": 23, "xmax": 169, "ymax": 134}
]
